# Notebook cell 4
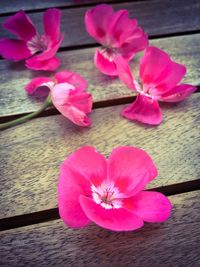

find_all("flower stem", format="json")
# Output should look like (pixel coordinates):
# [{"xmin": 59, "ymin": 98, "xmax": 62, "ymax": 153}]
[{"xmin": 0, "ymin": 94, "xmax": 52, "ymax": 131}]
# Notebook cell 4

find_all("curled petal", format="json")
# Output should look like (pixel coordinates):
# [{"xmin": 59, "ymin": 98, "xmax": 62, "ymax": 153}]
[
  {"xmin": 79, "ymin": 195, "xmax": 144, "ymax": 231},
  {"xmin": 0, "ymin": 39, "xmax": 31, "ymax": 61},
  {"xmin": 108, "ymin": 146, "xmax": 158, "ymax": 196},
  {"xmin": 122, "ymin": 94, "xmax": 162, "ymax": 125},
  {"xmin": 160, "ymin": 84, "xmax": 197, "ymax": 102},
  {"xmin": 94, "ymin": 49, "xmax": 118, "ymax": 76},
  {"xmin": 26, "ymin": 56, "xmax": 60, "ymax": 71},
  {"xmin": 124, "ymin": 191, "xmax": 172, "ymax": 222},
  {"xmin": 43, "ymin": 8, "xmax": 61, "ymax": 43},
  {"xmin": 85, "ymin": 4, "xmax": 114, "ymax": 44},
  {"xmin": 3, "ymin": 10, "xmax": 36, "ymax": 41},
  {"xmin": 25, "ymin": 77, "xmax": 53, "ymax": 94},
  {"xmin": 54, "ymin": 71, "xmax": 88, "ymax": 92}
]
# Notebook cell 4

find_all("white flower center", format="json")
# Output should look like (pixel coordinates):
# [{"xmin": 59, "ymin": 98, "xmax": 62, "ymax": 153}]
[
  {"xmin": 91, "ymin": 183, "xmax": 123, "ymax": 209},
  {"xmin": 27, "ymin": 34, "xmax": 50, "ymax": 55},
  {"xmin": 135, "ymin": 80, "xmax": 158, "ymax": 99},
  {"xmin": 100, "ymin": 46, "xmax": 118, "ymax": 62}
]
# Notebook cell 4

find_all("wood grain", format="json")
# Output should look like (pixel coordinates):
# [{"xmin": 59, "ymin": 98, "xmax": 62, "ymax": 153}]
[
  {"xmin": 0, "ymin": 0, "xmax": 199, "ymax": 48},
  {"xmin": 0, "ymin": 191, "xmax": 199, "ymax": 266},
  {"xmin": 0, "ymin": 94, "xmax": 199, "ymax": 219},
  {"xmin": 0, "ymin": 34, "xmax": 199, "ymax": 117}
]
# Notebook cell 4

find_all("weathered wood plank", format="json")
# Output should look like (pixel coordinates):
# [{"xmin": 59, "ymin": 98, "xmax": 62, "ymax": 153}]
[
  {"xmin": 0, "ymin": 94, "xmax": 199, "ymax": 219},
  {"xmin": 0, "ymin": 34, "xmax": 199, "ymax": 117},
  {"xmin": 0, "ymin": 0, "xmax": 199, "ymax": 48},
  {"xmin": 0, "ymin": 0, "xmax": 115, "ymax": 14},
  {"xmin": 0, "ymin": 191, "xmax": 199, "ymax": 266}
]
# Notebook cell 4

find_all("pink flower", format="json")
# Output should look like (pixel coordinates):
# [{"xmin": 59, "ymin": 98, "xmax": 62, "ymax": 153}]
[
  {"xmin": 58, "ymin": 146, "xmax": 172, "ymax": 231},
  {"xmin": 116, "ymin": 46, "xmax": 197, "ymax": 125},
  {"xmin": 25, "ymin": 71, "xmax": 92, "ymax": 126},
  {"xmin": 0, "ymin": 9, "xmax": 64, "ymax": 71},
  {"xmin": 85, "ymin": 4, "xmax": 148, "ymax": 76}
]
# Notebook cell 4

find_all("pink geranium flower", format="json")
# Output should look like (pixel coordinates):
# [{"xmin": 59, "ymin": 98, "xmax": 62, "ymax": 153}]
[
  {"xmin": 116, "ymin": 46, "xmax": 197, "ymax": 125},
  {"xmin": 25, "ymin": 71, "xmax": 92, "ymax": 126},
  {"xmin": 58, "ymin": 146, "xmax": 172, "ymax": 231},
  {"xmin": 0, "ymin": 9, "xmax": 64, "ymax": 71},
  {"xmin": 85, "ymin": 4, "xmax": 148, "ymax": 76}
]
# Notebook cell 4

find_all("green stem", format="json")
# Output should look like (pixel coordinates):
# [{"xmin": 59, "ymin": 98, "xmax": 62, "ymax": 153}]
[{"xmin": 0, "ymin": 94, "xmax": 52, "ymax": 131}]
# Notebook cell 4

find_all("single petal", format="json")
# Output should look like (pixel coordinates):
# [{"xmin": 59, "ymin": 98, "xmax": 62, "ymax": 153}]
[
  {"xmin": 85, "ymin": 4, "xmax": 114, "ymax": 44},
  {"xmin": 54, "ymin": 71, "xmax": 88, "ymax": 92},
  {"xmin": 160, "ymin": 84, "xmax": 197, "ymax": 102},
  {"xmin": 124, "ymin": 191, "xmax": 172, "ymax": 222},
  {"xmin": 68, "ymin": 92, "xmax": 93, "ymax": 114},
  {"xmin": 114, "ymin": 55, "xmax": 135, "ymax": 90},
  {"xmin": 58, "ymin": 161, "xmax": 91, "ymax": 228},
  {"xmin": 26, "ymin": 56, "xmax": 60, "ymax": 71},
  {"xmin": 43, "ymin": 8, "xmax": 61, "ymax": 43},
  {"xmin": 3, "ymin": 10, "xmax": 36, "ymax": 41},
  {"xmin": 108, "ymin": 146, "xmax": 158, "ymax": 197},
  {"xmin": 0, "ymin": 39, "xmax": 31, "ymax": 61},
  {"xmin": 25, "ymin": 77, "xmax": 53, "ymax": 94},
  {"xmin": 94, "ymin": 49, "xmax": 118, "ymax": 76},
  {"xmin": 122, "ymin": 94, "xmax": 163, "ymax": 125},
  {"xmin": 59, "ymin": 146, "xmax": 107, "ymax": 187},
  {"xmin": 79, "ymin": 195, "xmax": 144, "ymax": 231}
]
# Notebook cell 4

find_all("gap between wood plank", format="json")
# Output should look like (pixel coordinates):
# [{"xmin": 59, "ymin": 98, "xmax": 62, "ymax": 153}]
[{"xmin": 0, "ymin": 179, "xmax": 199, "ymax": 231}]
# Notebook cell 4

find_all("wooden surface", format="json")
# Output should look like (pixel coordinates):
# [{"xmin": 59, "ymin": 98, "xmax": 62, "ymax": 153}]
[
  {"xmin": 0, "ymin": 191, "xmax": 199, "ymax": 267},
  {"xmin": 0, "ymin": 0, "xmax": 200, "ymax": 49},
  {"xmin": 0, "ymin": 33, "xmax": 199, "ymax": 117},
  {"xmin": 0, "ymin": 94, "xmax": 199, "ymax": 219},
  {"xmin": 0, "ymin": 0, "xmax": 200, "ymax": 266}
]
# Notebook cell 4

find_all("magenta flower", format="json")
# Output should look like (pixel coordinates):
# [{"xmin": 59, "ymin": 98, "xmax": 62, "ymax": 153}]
[
  {"xmin": 116, "ymin": 46, "xmax": 197, "ymax": 125},
  {"xmin": 58, "ymin": 146, "xmax": 172, "ymax": 231},
  {"xmin": 0, "ymin": 9, "xmax": 64, "ymax": 71},
  {"xmin": 85, "ymin": 4, "xmax": 148, "ymax": 76},
  {"xmin": 25, "ymin": 71, "xmax": 92, "ymax": 126}
]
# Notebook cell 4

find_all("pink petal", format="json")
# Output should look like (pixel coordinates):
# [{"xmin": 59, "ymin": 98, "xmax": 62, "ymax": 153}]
[
  {"xmin": 160, "ymin": 84, "xmax": 197, "ymax": 102},
  {"xmin": 54, "ymin": 71, "xmax": 88, "ymax": 92},
  {"xmin": 3, "ymin": 10, "xmax": 36, "ymax": 41},
  {"xmin": 122, "ymin": 94, "xmax": 163, "ymax": 125},
  {"xmin": 94, "ymin": 49, "xmax": 118, "ymax": 76},
  {"xmin": 25, "ymin": 77, "xmax": 53, "ymax": 95},
  {"xmin": 59, "ymin": 146, "xmax": 107, "ymax": 187},
  {"xmin": 0, "ymin": 39, "xmax": 31, "ymax": 61},
  {"xmin": 114, "ymin": 55, "xmax": 135, "ymax": 90},
  {"xmin": 26, "ymin": 56, "xmax": 60, "ymax": 71},
  {"xmin": 68, "ymin": 92, "xmax": 93, "ymax": 114},
  {"xmin": 43, "ymin": 8, "xmax": 61, "ymax": 43},
  {"xmin": 108, "ymin": 146, "xmax": 158, "ymax": 197},
  {"xmin": 79, "ymin": 195, "xmax": 144, "ymax": 231},
  {"xmin": 125, "ymin": 191, "xmax": 172, "ymax": 222},
  {"xmin": 85, "ymin": 4, "xmax": 114, "ymax": 44},
  {"xmin": 58, "ymin": 161, "xmax": 91, "ymax": 228}
]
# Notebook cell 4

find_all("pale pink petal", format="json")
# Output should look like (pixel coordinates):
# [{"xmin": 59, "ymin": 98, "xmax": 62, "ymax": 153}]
[
  {"xmin": 58, "ymin": 161, "xmax": 91, "ymax": 228},
  {"xmin": 54, "ymin": 71, "xmax": 88, "ymax": 92},
  {"xmin": 25, "ymin": 77, "xmax": 52, "ymax": 94},
  {"xmin": 60, "ymin": 146, "xmax": 107, "ymax": 187},
  {"xmin": 3, "ymin": 10, "xmax": 37, "ymax": 41},
  {"xmin": 79, "ymin": 195, "xmax": 144, "ymax": 231},
  {"xmin": 26, "ymin": 56, "xmax": 60, "ymax": 71},
  {"xmin": 122, "ymin": 95, "xmax": 163, "ymax": 125},
  {"xmin": 0, "ymin": 39, "xmax": 31, "ymax": 61},
  {"xmin": 114, "ymin": 56, "xmax": 135, "ymax": 90},
  {"xmin": 108, "ymin": 146, "xmax": 157, "ymax": 197},
  {"xmin": 125, "ymin": 191, "xmax": 172, "ymax": 222},
  {"xmin": 43, "ymin": 8, "xmax": 61, "ymax": 43},
  {"xmin": 94, "ymin": 49, "xmax": 118, "ymax": 76},
  {"xmin": 160, "ymin": 84, "xmax": 197, "ymax": 102},
  {"xmin": 85, "ymin": 4, "xmax": 114, "ymax": 44}
]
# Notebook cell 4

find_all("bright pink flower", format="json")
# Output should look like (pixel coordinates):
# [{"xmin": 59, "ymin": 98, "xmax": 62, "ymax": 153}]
[
  {"xmin": 0, "ymin": 9, "xmax": 64, "ymax": 71},
  {"xmin": 58, "ymin": 146, "xmax": 172, "ymax": 231},
  {"xmin": 25, "ymin": 71, "xmax": 92, "ymax": 126},
  {"xmin": 116, "ymin": 46, "xmax": 197, "ymax": 125},
  {"xmin": 85, "ymin": 4, "xmax": 148, "ymax": 76}
]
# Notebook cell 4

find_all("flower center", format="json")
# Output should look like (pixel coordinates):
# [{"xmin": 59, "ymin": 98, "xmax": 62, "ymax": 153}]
[
  {"xmin": 91, "ymin": 183, "xmax": 122, "ymax": 209},
  {"xmin": 27, "ymin": 34, "xmax": 50, "ymax": 55},
  {"xmin": 100, "ymin": 46, "xmax": 118, "ymax": 62},
  {"xmin": 135, "ymin": 81, "xmax": 158, "ymax": 99}
]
